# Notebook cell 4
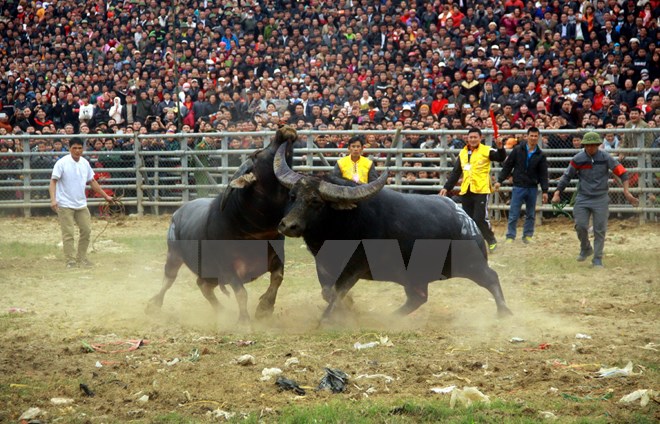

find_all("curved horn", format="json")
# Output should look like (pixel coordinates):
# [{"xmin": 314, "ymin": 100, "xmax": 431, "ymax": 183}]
[
  {"xmin": 273, "ymin": 143, "xmax": 303, "ymax": 189},
  {"xmin": 318, "ymin": 168, "xmax": 388, "ymax": 203}
]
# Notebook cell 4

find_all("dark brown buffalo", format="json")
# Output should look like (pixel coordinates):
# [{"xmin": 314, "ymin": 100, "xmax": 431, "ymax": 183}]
[{"xmin": 146, "ymin": 126, "xmax": 298, "ymax": 322}]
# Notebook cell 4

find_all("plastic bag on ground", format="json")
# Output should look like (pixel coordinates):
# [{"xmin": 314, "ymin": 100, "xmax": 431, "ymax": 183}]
[
  {"xmin": 596, "ymin": 361, "xmax": 634, "ymax": 378},
  {"xmin": 318, "ymin": 368, "xmax": 349, "ymax": 393},
  {"xmin": 275, "ymin": 376, "xmax": 306, "ymax": 395},
  {"xmin": 619, "ymin": 389, "xmax": 657, "ymax": 406},
  {"xmin": 260, "ymin": 367, "xmax": 283, "ymax": 381},
  {"xmin": 449, "ymin": 386, "xmax": 491, "ymax": 408}
]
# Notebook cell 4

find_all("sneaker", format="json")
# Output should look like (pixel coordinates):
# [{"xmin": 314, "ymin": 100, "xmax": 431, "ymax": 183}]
[
  {"xmin": 505, "ymin": 238, "xmax": 514, "ymax": 244},
  {"xmin": 522, "ymin": 236, "xmax": 532, "ymax": 244},
  {"xmin": 78, "ymin": 258, "xmax": 94, "ymax": 268},
  {"xmin": 591, "ymin": 258, "xmax": 604, "ymax": 268},
  {"xmin": 576, "ymin": 247, "xmax": 594, "ymax": 262},
  {"xmin": 488, "ymin": 242, "xmax": 497, "ymax": 252},
  {"xmin": 66, "ymin": 260, "xmax": 77, "ymax": 269}
]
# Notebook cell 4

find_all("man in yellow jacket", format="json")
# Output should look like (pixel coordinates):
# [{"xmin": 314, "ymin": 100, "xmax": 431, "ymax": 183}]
[
  {"xmin": 439, "ymin": 127, "xmax": 506, "ymax": 252},
  {"xmin": 333, "ymin": 136, "xmax": 378, "ymax": 184}
]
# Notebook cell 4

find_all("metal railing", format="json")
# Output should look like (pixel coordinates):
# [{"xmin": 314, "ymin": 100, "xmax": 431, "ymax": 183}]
[{"xmin": 1, "ymin": 129, "xmax": 658, "ymax": 222}]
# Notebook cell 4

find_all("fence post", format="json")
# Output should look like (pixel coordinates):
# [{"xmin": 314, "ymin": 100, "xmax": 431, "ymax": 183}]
[
  {"xmin": 306, "ymin": 134, "xmax": 314, "ymax": 169},
  {"xmin": 221, "ymin": 136, "xmax": 229, "ymax": 188},
  {"xmin": 21, "ymin": 139, "xmax": 32, "ymax": 217},
  {"xmin": 636, "ymin": 133, "xmax": 646, "ymax": 224},
  {"xmin": 182, "ymin": 147, "xmax": 189, "ymax": 203},
  {"xmin": 153, "ymin": 154, "xmax": 160, "ymax": 216},
  {"xmin": 134, "ymin": 132, "xmax": 144, "ymax": 216},
  {"xmin": 393, "ymin": 130, "xmax": 403, "ymax": 187}
]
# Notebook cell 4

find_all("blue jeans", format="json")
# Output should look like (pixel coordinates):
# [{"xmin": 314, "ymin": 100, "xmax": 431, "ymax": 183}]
[{"xmin": 507, "ymin": 187, "xmax": 538, "ymax": 239}]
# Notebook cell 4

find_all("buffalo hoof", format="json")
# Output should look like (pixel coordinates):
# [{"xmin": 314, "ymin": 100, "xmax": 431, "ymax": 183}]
[
  {"xmin": 254, "ymin": 301, "xmax": 274, "ymax": 320},
  {"xmin": 145, "ymin": 298, "xmax": 163, "ymax": 316},
  {"xmin": 497, "ymin": 306, "xmax": 513, "ymax": 318}
]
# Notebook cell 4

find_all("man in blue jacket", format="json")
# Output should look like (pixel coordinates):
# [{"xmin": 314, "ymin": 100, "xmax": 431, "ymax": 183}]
[
  {"xmin": 495, "ymin": 127, "xmax": 549, "ymax": 243},
  {"xmin": 552, "ymin": 132, "xmax": 638, "ymax": 268}
]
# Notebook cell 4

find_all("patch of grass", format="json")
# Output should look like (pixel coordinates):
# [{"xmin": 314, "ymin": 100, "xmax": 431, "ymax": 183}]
[
  {"xmin": 151, "ymin": 413, "xmax": 195, "ymax": 423},
  {"xmin": 0, "ymin": 241, "xmax": 57, "ymax": 259},
  {"xmin": 234, "ymin": 399, "xmax": 545, "ymax": 424}
]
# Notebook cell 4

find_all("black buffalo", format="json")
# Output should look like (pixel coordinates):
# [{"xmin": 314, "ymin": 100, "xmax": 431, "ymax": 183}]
[
  {"xmin": 146, "ymin": 126, "xmax": 298, "ymax": 322},
  {"xmin": 273, "ymin": 144, "xmax": 512, "ymax": 319}
]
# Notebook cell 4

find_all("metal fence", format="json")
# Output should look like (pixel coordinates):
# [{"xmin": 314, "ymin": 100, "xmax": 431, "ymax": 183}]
[{"xmin": 1, "ymin": 129, "xmax": 659, "ymax": 222}]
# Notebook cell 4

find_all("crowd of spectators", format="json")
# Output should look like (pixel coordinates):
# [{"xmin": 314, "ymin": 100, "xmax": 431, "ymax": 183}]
[{"xmin": 1, "ymin": 0, "xmax": 660, "ymax": 166}]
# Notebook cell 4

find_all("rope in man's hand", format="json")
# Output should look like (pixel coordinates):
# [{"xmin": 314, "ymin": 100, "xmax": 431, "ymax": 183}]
[
  {"xmin": 100, "ymin": 193, "xmax": 125, "ymax": 218},
  {"xmin": 92, "ymin": 192, "xmax": 126, "ymax": 253}
]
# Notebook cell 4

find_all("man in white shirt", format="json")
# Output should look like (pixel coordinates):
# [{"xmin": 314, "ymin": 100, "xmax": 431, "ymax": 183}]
[{"xmin": 49, "ymin": 138, "xmax": 113, "ymax": 268}]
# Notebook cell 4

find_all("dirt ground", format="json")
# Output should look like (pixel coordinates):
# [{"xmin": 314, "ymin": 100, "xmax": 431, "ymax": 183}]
[{"xmin": 0, "ymin": 215, "xmax": 658, "ymax": 423}]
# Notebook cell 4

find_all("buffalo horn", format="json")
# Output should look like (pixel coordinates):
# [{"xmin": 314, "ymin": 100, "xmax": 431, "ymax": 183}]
[
  {"xmin": 274, "ymin": 144, "xmax": 303, "ymax": 188},
  {"xmin": 317, "ymin": 168, "xmax": 388, "ymax": 202}
]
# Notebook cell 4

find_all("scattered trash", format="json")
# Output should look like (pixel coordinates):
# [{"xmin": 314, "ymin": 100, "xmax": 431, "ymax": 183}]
[
  {"xmin": 79, "ymin": 383, "xmax": 95, "ymax": 397},
  {"xmin": 284, "ymin": 357, "xmax": 300, "ymax": 368},
  {"xmin": 95, "ymin": 361, "xmax": 103, "ymax": 368},
  {"xmin": 275, "ymin": 376, "xmax": 306, "ymax": 395},
  {"xmin": 355, "ymin": 374, "xmax": 395, "ymax": 384},
  {"xmin": 561, "ymin": 391, "xmax": 613, "ymax": 402},
  {"xmin": 192, "ymin": 336, "xmax": 216, "ymax": 342},
  {"xmin": 430, "ymin": 385, "xmax": 456, "ymax": 394},
  {"xmin": 233, "ymin": 354, "xmax": 256, "ymax": 366},
  {"xmin": 509, "ymin": 337, "xmax": 525, "ymax": 343},
  {"xmin": 9, "ymin": 383, "xmax": 28, "ymax": 388},
  {"xmin": 207, "ymin": 409, "xmax": 235, "ymax": 420},
  {"xmin": 432, "ymin": 371, "xmax": 472, "ymax": 384},
  {"xmin": 449, "ymin": 386, "xmax": 491, "ymax": 408},
  {"xmin": 378, "ymin": 335, "xmax": 394, "ymax": 347},
  {"xmin": 260, "ymin": 367, "xmax": 283, "ymax": 381},
  {"xmin": 523, "ymin": 343, "xmax": 551, "ymax": 351},
  {"xmin": 354, "ymin": 341, "xmax": 379, "ymax": 350},
  {"xmin": 82, "ymin": 339, "xmax": 149, "ymax": 354},
  {"xmin": 548, "ymin": 387, "xmax": 559, "ymax": 394},
  {"xmin": 50, "ymin": 397, "xmax": 74, "ymax": 405},
  {"xmin": 538, "ymin": 411, "xmax": 558, "ymax": 420},
  {"xmin": 619, "ymin": 389, "xmax": 657, "ymax": 406},
  {"xmin": 318, "ymin": 368, "xmax": 349, "ymax": 393},
  {"xmin": 575, "ymin": 333, "xmax": 592, "ymax": 339},
  {"xmin": 639, "ymin": 342, "xmax": 658, "ymax": 352},
  {"xmin": 19, "ymin": 407, "xmax": 42, "ymax": 421},
  {"xmin": 597, "ymin": 361, "xmax": 634, "ymax": 378},
  {"xmin": 187, "ymin": 348, "xmax": 200, "ymax": 362},
  {"xmin": 8, "ymin": 307, "xmax": 29, "ymax": 313},
  {"xmin": 236, "ymin": 340, "xmax": 256, "ymax": 347},
  {"xmin": 136, "ymin": 394, "xmax": 149, "ymax": 403},
  {"xmin": 167, "ymin": 358, "xmax": 180, "ymax": 366}
]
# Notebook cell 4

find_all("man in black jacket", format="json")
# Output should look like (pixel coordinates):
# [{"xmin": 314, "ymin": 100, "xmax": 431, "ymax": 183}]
[{"xmin": 495, "ymin": 127, "xmax": 549, "ymax": 243}]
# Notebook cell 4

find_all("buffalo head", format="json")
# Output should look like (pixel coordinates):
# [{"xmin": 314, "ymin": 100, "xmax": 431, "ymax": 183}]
[
  {"xmin": 228, "ymin": 125, "xmax": 298, "ymax": 190},
  {"xmin": 273, "ymin": 143, "xmax": 388, "ymax": 237},
  {"xmin": 221, "ymin": 125, "xmax": 297, "ymax": 210}
]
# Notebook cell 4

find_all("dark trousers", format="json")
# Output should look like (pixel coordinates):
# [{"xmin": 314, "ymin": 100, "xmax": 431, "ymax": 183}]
[{"xmin": 461, "ymin": 191, "xmax": 496, "ymax": 245}]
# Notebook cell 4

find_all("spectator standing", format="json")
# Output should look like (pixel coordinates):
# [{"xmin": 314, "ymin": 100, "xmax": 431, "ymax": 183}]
[
  {"xmin": 552, "ymin": 132, "xmax": 638, "ymax": 268},
  {"xmin": 332, "ymin": 136, "xmax": 378, "ymax": 184},
  {"xmin": 49, "ymin": 138, "xmax": 113, "ymax": 268},
  {"xmin": 495, "ymin": 127, "xmax": 549, "ymax": 243},
  {"xmin": 440, "ymin": 127, "xmax": 506, "ymax": 251}
]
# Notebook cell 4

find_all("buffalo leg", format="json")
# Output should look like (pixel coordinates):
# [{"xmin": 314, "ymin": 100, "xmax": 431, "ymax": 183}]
[
  {"xmin": 255, "ymin": 250, "xmax": 284, "ymax": 319},
  {"xmin": 319, "ymin": 274, "xmax": 360, "ymax": 324},
  {"xmin": 196, "ymin": 278, "xmax": 223, "ymax": 314},
  {"xmin": 229, "ymin": 282, "xmax": 250, "ymax": 324},
  {"xmin": 468, "ymin": 266, "xmax": 512, "ymax": 317},
  {"xmin": 393, "ymin": 283, "xmax": 429, "ymax": 316},
  {"xmin": 146, "ymin": 249, "xmax": 184, "ymax": 315}
]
